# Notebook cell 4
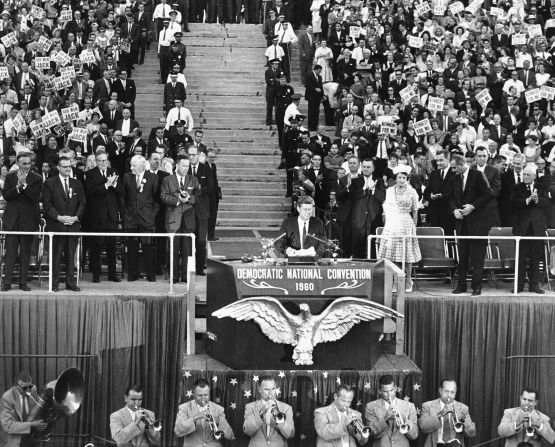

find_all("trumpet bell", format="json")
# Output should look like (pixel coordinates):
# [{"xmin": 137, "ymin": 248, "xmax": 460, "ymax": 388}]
[
  {"xmin": 361, "ymin": 426, "xmax": 371, "ymax": 438},
  {"xmin": 454, "ymin": 423, "xmax": 464, "ymax": 433},
  {"xmin": 525, "ymin": 427, "xmax": 536, "ymax": 437},
  {"xmin": 399, "ymin": 424, "xmax": 410, "ymax": 435},
  {"xmin": 214, "ymin": 430, "xmax": 224, "ymax": 440},
  {"xmin": 151, "ymin": 420, "xmax": 163, "ymax": 432},
  {"xmin": 274, "ymin": 412, "xmax": 286, "ymax": 424}
]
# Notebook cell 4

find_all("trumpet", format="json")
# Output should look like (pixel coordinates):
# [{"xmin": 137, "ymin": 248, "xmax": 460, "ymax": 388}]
[
  {"xmin": 446, "ymin": 398, "xmax": 464, "ymax": 433},
  {"xmin": 134, "ymin": 406, "xmax": 163, "ymax": 431},
  {"xmin": 523, "ymin": 406, "xmax": 536, "ymax": 437},
  {"xmin": 204, "ymin": 405, "xmax": 224, "ymax": 440},
  {"xmin": 270, "ymin": 401, "xmax": 286, "ymax": 424},
  {"xmin": 349, "ymin": 413, "xmax": 371, "ymax": 439},
  {"xmin": 392, "ymin": 402, "xmax": 410, "ymax": 435}
]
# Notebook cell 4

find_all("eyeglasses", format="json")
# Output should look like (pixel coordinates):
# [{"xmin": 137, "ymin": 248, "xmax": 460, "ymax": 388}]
[{"xmin": 19, "ymin": 384, "xmax": 33, "ymax": 391}]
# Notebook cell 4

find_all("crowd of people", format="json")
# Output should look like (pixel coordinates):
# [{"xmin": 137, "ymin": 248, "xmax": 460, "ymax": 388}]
[
  {"xmin": 264, "ymin": 0, "xmax": 555, "ymax": 295},
  {"xmin": 0, "ymin": 0, "xmax": 222, "ymax": 292}
]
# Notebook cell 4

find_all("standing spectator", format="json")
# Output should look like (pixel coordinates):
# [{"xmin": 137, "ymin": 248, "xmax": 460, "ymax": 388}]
[
  {"xmin": 423, "ymin": 150, "xmax": 456, "ymax": 234},
  {"xmin": 305, "ymin": 64, "xmax": 323, "ymax": 132},
  {"xmin": 298, "ymin": 25, "xmax": 316, "ymax": 85},
  {"xmin": 206, "ymin": 149, "xmax": 221, "ymax": 241},
  {"xmin": 265, "ymin": 59, "xmax": 280, "ymax": 126}
]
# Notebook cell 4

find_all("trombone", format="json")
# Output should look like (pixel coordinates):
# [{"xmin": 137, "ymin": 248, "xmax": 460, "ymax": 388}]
[
  {"xmin": 271, "ymin": 401, "xmax": 286, "ymax": 424},
  {"xmin": 348, "ymin": 411, "xmax": 371, "ymax": 439},
  {"xmin": 134, "ymin": 406, "xmax": 163, "ymax": 431},
  {"xmin": 392, "ymin": 401, "xmax": 410, "ymax": 435},
  {"xmin": 446, "ymin": 398, "xmax": 464, "ymax": 434},
  {"xmin": 204, "ymin": 404, "xmax": 224, "ymax": 440}
]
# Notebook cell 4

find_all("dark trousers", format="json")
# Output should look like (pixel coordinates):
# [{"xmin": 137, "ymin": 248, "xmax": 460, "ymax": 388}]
[
  {"xmin": 457, "ymin": 238, "xmax": 488, "ymax": 290},
  {"xmin": 89, "ymin": 233, "xmax": 117, "ymax": 279},
  {"xmin": 300, "ymin": 58, "xmax": 311, "ymax": 85},
  {"xmin": 307, "ymin": 98, "xmax": 320, "ymax": 131},
  {"xmin": 266, "ymin": 99, "xmax": 274, "ymax": 125},
  {"xmin": 206, "ymin": 0, "xmax": 217, "ymax": 22},
  {"xmin": 172, "ymin": 234, "xmax": 192, "ymax": 281},
  {"xmin": 3, "ymin": 234, "xmax": 32, "ymax": 286},
  {"xmin": 208, "ymin": 196, "xmax": 219, "ymax": 239},
  {"xmin": 138, "ymin": 33, "xmax": 147, "ymax": 63},
  {"xmin": 518, "ymin": 238, "xmax": 543, "ymax": 289},
  {"xmin": 276, "ymin": 107, "xmax": 286, "ymax": 147},
  {"xmin": 159, "ymin": 47, "xmax": 170, "ymax": 83},
  {"xmin": 322, "ymin": 99, "xmax": 335, "ymax": 126},
  {"xmin": 181, "ymin": 0, "xmax": 190, "ymax": 30},
  {"xmin": 280, "ymin": 43, "xmax": 291, "ymax": 81},
  {"xmin": 126, "ymin": 228, "xmax": 155, "ymax": 278},
  {"xmin": 339, "ymin": 222, "xmax": 352, "ymax": 257},
  {"xmin": 351, "ymin": 224, "xmax": 372, "ymax": 258},
  {"xmin": 195, "ymin": 217, "xmax": 208, "ymax": 273},
  {"xmin": 52, "ymin": 236, "xmax": 78, "ymax": 287}
]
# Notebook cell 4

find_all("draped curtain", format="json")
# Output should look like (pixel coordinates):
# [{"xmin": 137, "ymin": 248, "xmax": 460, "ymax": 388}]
[
  {"xmin": 406, "ymin": 296, "xmax": 555, "ymax": 446},
  {"xmin": 0, "ymin": 294, "xmax": 186, "ymax": 447}
]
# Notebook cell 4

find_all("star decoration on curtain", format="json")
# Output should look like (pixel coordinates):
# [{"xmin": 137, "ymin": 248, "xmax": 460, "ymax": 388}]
[
  {"xmin": 357, "ymin": 400, "xmax": 362, "ymax": 407},
  {"xmin": 183, "ymin": 370, "xmax": 191, "ymax": 378},
  {"xmin": 244, "ymin": 390, "xmax": 252, "ymax": 398},
  {"xmin": 322, "ymin": 372, "xmax": 328, "ymax": 379},
  {"xmin": 296, "ymin": 411, "xmax": 302, "ymax": 417},
  {"xmin": 278, "ymin": 371, "xmax": 285, "ymax": 378},
  {"xmin": 215, "ymin": 397, "xmax": 221, "ymax": 403},
  {"xmin": 364, "ymin": 382, "xmax": 372, "ymax": 390},
  {"xmin": 336, "ymin": 377, "xmax": 341, "ymax": 385},
  {"xmin": 212, "ymin": 376, "xmax": 218, "ymax": 383},
  {"xmin": 416, "ymin": 408, "xmax": 422, "ymax": 416},
  {"xmin": 313, "ymin": 387, "xmax": 318, "ymax": 394},
  {"xmin": 252, "ymin": 375, "xmax": 260, "ymax": 383},
  {"xmin": 230, "ymin": 378, "xmax": 238, "ymax": 386},
  {"xmin": 185, "ymin": 390, "xmax": 193, "ymax": 398},
  {"xmin": 292, "ymin": 391, "xmax": 298, "ymax": 397},
  {"xmin": 300, "ymin": 434, "xmax": 307, "ymax": 440},
  {"xmin": 404, "ymin": 396, "xmax": 411, "ymax": 402},
  {"xmin": 413, "ymin": 383, "xmax": 421, "ymax": 391},
  {"xmin": 395, "ymin": 386, "xmax": 402, "ymax": 393},
  {"xmin": 276, "ymin": 388, "xmax": 281, "ymax": 396},
  {"xmin": 230, "ymin": 403, "xmax": 237, "ymax": 410}
]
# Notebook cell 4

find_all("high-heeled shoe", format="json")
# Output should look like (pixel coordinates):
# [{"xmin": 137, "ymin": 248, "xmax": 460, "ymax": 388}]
[{"xmin": 405, "ymin": 280, "xmax": 413, "ymax": 293}]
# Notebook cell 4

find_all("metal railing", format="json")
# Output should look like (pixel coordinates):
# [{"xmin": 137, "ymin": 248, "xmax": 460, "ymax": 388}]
[
  {"xmin": 367, "ymin": 233, "xmax": 554, "ymax": 295},
  {"xmin": 0, "ymin": 231, "xmax": 196, "ymax": 294}
]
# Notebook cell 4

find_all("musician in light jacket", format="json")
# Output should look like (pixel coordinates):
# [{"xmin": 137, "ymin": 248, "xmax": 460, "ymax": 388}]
[
  {"xmin": 365, "ymin": 375, "xmax": 418, "ymax": 447},
  {"xmin": 315, "ymin": 384, "xmax": 369, "ymax": 446},
  {"xmin": 498, "ymin": 387, "xmax": 555, "ymax": 447},
  {"xmin": 243, "ymin": 376, "xmax": 294, "ymax": 447},
  {"xmin": 174, "ymin": 379, "xmax": 234, "ymax": 446},
  {"xmin": 418, "ymin": 379, "xmax": 476, "ymax": 447}
]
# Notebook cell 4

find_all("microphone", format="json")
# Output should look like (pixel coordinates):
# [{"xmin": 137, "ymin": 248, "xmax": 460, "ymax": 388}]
[
  {"xmin": 261, "ymin": 232, "xmax": 286, "ymax": 250},
  {"xmin": 307, "ymin": 233, "xmax": 340, "ymax": 251}
]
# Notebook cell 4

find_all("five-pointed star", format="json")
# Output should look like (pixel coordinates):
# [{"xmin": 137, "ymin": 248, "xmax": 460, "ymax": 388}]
[
  {"xmin": 244, "ymin": 390, "xmax": 252, "ymax": 398},
  {"xmin": 404, "ymin": 396, "xmax": 411, "ymax": 402},
  {"xmin": 413, "ymin": 383, "xmax": 421, "ymax": 391},
  {"xmin": 278, "ymin": 371, "xmax": 285, "ymax": 378},
  {"xmin": 252, "ymin": 375, "xmax": 260, "ymax": 383},
  {"xmin": 230, "ymin": 378, "xmax": 238, "ymax": 386},
  {"xmin": 276, "ymin": 387, "xmax": 281, "ymax": 396},
  {"xmin": 357, "ymin": 400, "xmax": 362, "ymax": 407},
  {"xmin": 416, "ymin": 408, "xmax": 421, "ymax": 416},
  {"xmin": 292, "ymin": 391, "xmax": 298, "ymax": 397},
  {"xmin": 313, "ymin": 387, "xmax": 318, "ymax": 394},
  {"xmin": 215, "ymin": 397, "xmax": 221, "ymax": 403},
  {"xmin": 336, "ymin": 377, "xmax": 341, "ymax": 385},
  {"xmin": 364, "ymin": 382, "xmax": 372, "ymax": 390},
  {"xmin": 296, "ymin": 411, "xmax": 301, "ymax": 417},
  {"xmin": 230, "ymin": 403, "xmax": 237, "ymax": 409},
  {"xmin": 183, "ymin": 371, "xmax": 191, "ymax": 378},
  {"xmin": 300, "ymin": 434, "xmax": 307, "ymax": 440},
  {"xmin": 322, "ymin": 372, "xmax": 328, "ymax": 379},
  {"xmin": 185, "ymin": 390, "xmax": 193, "ymax": 398},
  {"xmin": 395, "ymin": 386, "xmax": 402, "ymax": 393},
  {"xmin": 212, "ymin": 376, "xmax": 218, "ymax": 383}
]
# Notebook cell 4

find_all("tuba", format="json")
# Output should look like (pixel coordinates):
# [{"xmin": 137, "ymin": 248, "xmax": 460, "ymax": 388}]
[{"xmin": 27, "ymin": 368, "xmax": 85, "ymax": 441}]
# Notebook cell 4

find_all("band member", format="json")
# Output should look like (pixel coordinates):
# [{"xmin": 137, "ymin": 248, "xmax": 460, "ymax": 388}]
[
  {"xmin": 419, "ymin": 379, "xmax": 476, "ymax": 447},
  {"xmin": 243, "ymin": 375, "xmax": 294, "ymax": 447},
  {"xmin": 498, "ymin": 387, "xmax": 555, "ymax": 447},
  {"xmin": 0, "ymin": 371, "xmax": 47, "ymax": 447},
  {"xmin": 365, "ymin": 375, "xmax": 418, "ymax": 447},
  {"xmin": 1, "ymin": 152, "xmax": 42, "ymax": 292},
  {"xmin": 110, "ymin": 385, "xmax": 161, "ymax": 447},
  {"xmin": 43, "ymin": 156, "xmax": 87, "ymax": 292},
  {"xmin": 315, "ymin": 384, "xmax": 369, "ymax": 446},
  {"xmin": 174, "ymin": 379, "xmax": 235, "ymax": 445}
]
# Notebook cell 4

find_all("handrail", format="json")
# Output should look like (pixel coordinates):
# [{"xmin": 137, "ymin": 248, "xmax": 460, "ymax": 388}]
[{"xmin": 367, "ymin": 233, "xmax": 555, "ymax": 295}]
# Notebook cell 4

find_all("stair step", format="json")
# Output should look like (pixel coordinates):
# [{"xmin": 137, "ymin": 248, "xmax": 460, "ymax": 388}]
[{"xmin": 219, "ymin": 210, "xmax": 286, "ymax": 218}]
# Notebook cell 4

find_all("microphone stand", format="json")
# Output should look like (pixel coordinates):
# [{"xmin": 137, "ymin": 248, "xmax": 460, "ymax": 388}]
[
  {"xmin": 260, "ymin": 232, "xmax": 286, "ymax": 261},
  {"xmin": 306, "ymin": 233, "xmax": 342, "ymax": 260}
]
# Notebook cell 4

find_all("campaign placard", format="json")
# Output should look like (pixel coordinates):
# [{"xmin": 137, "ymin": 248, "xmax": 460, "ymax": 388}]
[
  {"xmin": 400, "ymin": 85, "xmax": 416, "ymax": 104},
  {"xmin": 527, "ymin": 24, "xmax": 543, "ymax": 38},
  {"xmin": 69, "ymin": 127, "xmax": 88, "ymax": 142},
  {"xmin": 35, "ymin": 56, "xmax": 51, "ymax": 70},
  {"xmin": 31, "ymin": 5, "xmax": 45, "ymax": 19},
  {"xmin": 427, "ymin": 96, "xmax": 445, "ymax": 113},
  {"xmin": 489, "ymin": 6, "xmax": 504, "ymax": 16},
  {"xmin": 415, "ymin": 1, "xmax": 431, "ymax": 15},
  {"xmin": 511, "ymin": 33, "xmax": 527, "ymax": 45},
  {"xmin": 42, "ymin": 110, "xmax": 61, "ymax": 128},
  {"xmin": 414, "ymin": 118, "xmax": 432, "ymax": 136},
  {"xmin": 53, "ymin": 50, "xmax": 71, "ymax": 67},
  {"xmin": 380, "ymin": 122, "xmax": 397, "ymax": 136},
  {"xmin": 540, "ymin": 85, "xmax": 555, "ymax": 100},
  {"xmin": 475, "ymin": 88, "xmax": 492, "ymax": 108},
  {"xmin": 38, "ymin": 35, "xmax": 52, "ymax": 52},
  {"xmin": 433, "ymin": 4, "xmax": 446, "ymax": 15},
  {"xmin": 525, "ymin": 88, "xmax": 541, "ymax": 103},
  {"xmin": 60, "ymin": 65, "xmax": 76, "ymax": 78},
  {"xmin": 0, "ymin": 32, "xmax": 17, "ymax": 47},
  {"xmin": 54, "ymin": 75, "xmax": 72, "ymax": 90},
  {"xmin": 0, "ymin": 66, "xmax": 9, "ymax": 80},
  {"xmin": 59, "ymin": 9, "xmax": 72, "ymax": 22},
  {"xmin": 62, "ymin": 105, "xmax": 80, "ymax": 122},
  {"xmin": 408, "ymin": 35, "xmax": 424, "ymax": 48},
  {"xmin": 79, "ymin": 50, "xmax": 96, "ymax": 64},
  {"xmin": 449, "ymin": 1, "xmax": 464, "ymax": 14},
  {"xmin": 349, "ymin": 26, "xmax": 361, "ymax": 38},
  {"xmin": 29, "ymin": 120, "xmax": 47, "ymax": 138}
]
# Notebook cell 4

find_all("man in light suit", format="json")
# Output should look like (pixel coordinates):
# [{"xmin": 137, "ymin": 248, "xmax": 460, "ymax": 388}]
[
  {"xmin": 0, "ymin": 371, "xmax": 46, "ymax": 447},
  {"xmin": 174, "ymin": 379, "xmax": 234, "ymax": 445},
  {"xmin": 110, "ymin": 384, "xmax": 161, "ymax": 447},
  {"xmin": 298, "ymin": 25, "xmax": 316, "ymax": 85},
  {"xmin": 365, "ymin": 375, "xmax": 418, "ymax": 447},
  {"xmin": 315, "ymin": 384, "xmax": 369, "ymax": 446},
  {"xmin": 419, "ymin": 379, "xmax": 476, "ymax": 447},
  {"xmin": 243, "ymin": 376, "xmax": 294, "ymax": 447},
  {"xmin": 498, "ymin": 387, "xmax": 555, "ymax": 447},
  {"xmin": 160, "ymin": 156, "xmax": 199, "ymax": 283}
]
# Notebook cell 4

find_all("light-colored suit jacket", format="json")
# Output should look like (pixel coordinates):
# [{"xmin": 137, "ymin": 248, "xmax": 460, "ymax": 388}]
[
  {"xmin": 315, "ymin": 404, "xmax": 369, "ymax": 447},
  {"xmin": 418, "ymin": 399, "xmax": 476, "ymax": 447},
  {"xmin": 160, "ymin": 174, "xmax": 199, "ymax": 232},
  {"xmin": 243, "ymin": 400, "xmax": 294, "ymax": 447},
  {"xmin": 174, "ymin": 400, "xmax": 234, "ymax": 446},
  {"xmin": 0, "ymin": 386, "xmax": 39, "ymax": 447},
  {"xmin": 365, "ymin": 398, "xmax": 418, "ymax": 447},
  {"xmin": 110, "ymin": 406, "xmax": 161, "ymax": 447},
  {"xmin": 498, "ymin": 407, "xmax": 555, "ymax": 447}
]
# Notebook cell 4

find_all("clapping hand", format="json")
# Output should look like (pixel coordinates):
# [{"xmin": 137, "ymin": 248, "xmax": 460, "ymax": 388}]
[
  {"xmin": 106, "ymin": 173, "xmax": 118, "ymax": 188},
  {"xmin": 16, "ymin": 169, "xmax": 27, "ymax": 187},
  {"xmin": 461, "ymin": 204, "xmax": 475, "ymax": 216}
]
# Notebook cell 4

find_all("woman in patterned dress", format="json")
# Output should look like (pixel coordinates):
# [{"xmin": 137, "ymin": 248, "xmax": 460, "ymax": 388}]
[{"xmin": 378, "ymin": 165, "xmax": 421, "ymax": 292}]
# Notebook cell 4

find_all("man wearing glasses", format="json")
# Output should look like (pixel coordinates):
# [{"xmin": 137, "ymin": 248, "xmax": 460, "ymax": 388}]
[{"xmin": 0, "ymin": 371, "xmax": 47, "ymax": 446}]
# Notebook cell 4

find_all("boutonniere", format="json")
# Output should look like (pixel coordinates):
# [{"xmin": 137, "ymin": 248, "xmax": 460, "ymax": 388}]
[
  {"xmin": 68, "ymin": 187, "xmax": 73, "ymax": 199},
  {"xmin": 138, "ymin": 178, "xmax": 147, "ymax": 193}
]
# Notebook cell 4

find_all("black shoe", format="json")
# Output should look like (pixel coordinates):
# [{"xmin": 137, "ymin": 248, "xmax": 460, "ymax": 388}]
[
  {"xmin": 530, "ymin": 287, "xmax": 545, "ymax": 294},
  {"xmin": 108, "ymin": 276, "xmax": 121, "ymax": 282},
  {"xmin": 266, "ymin": 122, "xmax": 272, "ymax": 126},
  {"xmin": 196, "ymin": 270, "xmax": 206, "ymax": 276},
  {"xmin": 92, "ymin": 277, "xmax": 100, "ymax": 283},
  {"xmin": 19, "ymin": 285, "xmax": 30, "ymax": 291},
  {"xmin": 66, "ymin": 285, "xmax": 81, "ymax": 292},
  {"xmin": 452, "ymin": 287, "xmax": 467, "ymax": 294},
  {"xmin": 471, "ymin": 288, "xmax": 482, "ymax": 296},
  {"xmin": 52, "ymin": 286, "xmax": 59, "ymax": 292},
  {"xmin": 1, "ymin": 285, "xmax": 11, "ymax": 291},
  {"xmin": 208, "ymin": 237, "xmax": 219, "ymax": 241},
  {"xmin": 147, "ymin": 276, "xmax": 156, "ymax": 282},
  {"xmin": 128, "ymin": 275, "xmax": 139, "ymax": 282}
]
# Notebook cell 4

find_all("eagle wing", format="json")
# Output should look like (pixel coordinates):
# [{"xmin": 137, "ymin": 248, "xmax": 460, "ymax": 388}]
[
  {"xmin": 311, "ymin": 297, "xmax": 403, "ymax": 345},
  {"xmin": 212, "ymin": 296, "xmax": 302, "ymax": 345}
]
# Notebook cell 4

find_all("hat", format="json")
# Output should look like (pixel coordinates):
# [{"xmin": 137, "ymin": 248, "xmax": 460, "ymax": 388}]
[
  {"xmin": 171, "ymin": 40, "xmax": 179, "ymax": 45},
  {"xmin": 269, "ymin": 58, "xmax": 280, "ymax": 64},
  {"xmin": 291, "ymin": 93, "xmax": 302, "ymax": 100},
  {"xmin": 289, "ymin": 116, "xmax": 298, "ymax": 123},
  {"xmin": 272, "ymin": 34, "xmax": 279, "ymax": 40},
  {"xmin": 174, "ymin": 119, "xmax": 186, "ymax": 126},
  {"xmin": 170, "ymin": 72, "xmax": 178, "ymax": 76},
  {"xmin": 174, "ymin": 31, "xmax": 183, "ymax": 37},
  {"xmin": 0, "ymin": 9, "xmax": 9, "ymax": 15},
  {"xmin": 393, "ymin": 164, "xmax": 412, "ymax": 175},
  {"xmin": 297, "ymin": 114, "xmax": 306, "ymax": 120},
  {"xmin": 169, "ymin": 9, "xmax": 177, "ymax": 15},
  {"xmin": 277, "ymin": 71, "xmax": 286, "ymax": 78}
]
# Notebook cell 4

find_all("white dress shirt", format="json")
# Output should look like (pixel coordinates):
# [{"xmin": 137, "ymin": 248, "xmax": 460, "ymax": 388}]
[
  {"xmin": 165, "ymin": 106, "xmax": 194, "ymax": 131},
  {"xmin": 297, "ymin": 217, "xmax": 309, "ymax": 250}
]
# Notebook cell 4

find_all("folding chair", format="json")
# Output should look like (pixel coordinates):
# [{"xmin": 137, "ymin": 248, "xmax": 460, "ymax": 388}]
[
  {"xmin": 544, "ymin": 229, "xmax": 555, "ymax": 291},
  {"xmin": 484, "ymin": 227, "xmax": 516, "ymax": 287},
  {"xmin": 414, "ymin": 227, "xmax": 457, "ymax": 288}
]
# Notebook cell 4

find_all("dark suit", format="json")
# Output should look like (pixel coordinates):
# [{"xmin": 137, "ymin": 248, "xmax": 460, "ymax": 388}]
[
  {"xmin": 206, "ymin": 161, "xmax": 220, "ymax": 240},
  {"xmin": 92, "ymin": 78, "xmax": 113, "ymax": 109},
  {"xmin": 450, "ymin": 168, "xmax": 493, "ymax": 291},
  {"xmin": 153, "ymin": 169, "xmax": 170, "ymax": 274},
  {"xmin": 423, "ymin": 167, "xmax": 456, "ymax": 234},
  {"xmin": 488, "ymin": 124, "xmax": 508, "ymax": 145},
  {"xmin": 135, "ymin": 11, "xmax": 152, "ymax": 63},
  {"xmin": 14, "ymin": 72, "xmax": 38, "ymax": 93},
  {"xmin": 85, "ymin": 167, "xmax": 121, "ymax": 280},
  {"xmin": 102, "ymin": 109, "xmax": 123, "ymax": 131},
  {"xmin": 265, "ymin": 67, "xmax": 280, "ymax": 125},
  {"xmin": 511, "ymin": 181, "xmax": 549, "ymax": 290},
  {"xmin": 336, "ymin": 57, "xmax": 357, "ymax": 86},
  {"xmin": 499, "ymin": 170, "xmax": 521, "ymax": 226},
  {"xmin": 113, "ymin": 79, "xmax": 137, "ymax": 117},
  {"xmin": 119, "ymin": 170, "xmax": 159, "ymax": 279},
  {"xmin": 305, "ymin": 71, "xmax": 323, "ymax": 131},
  {"xmin": 518, "ymin": 68, "xmax": 536, "ymax": 88},
  {"xmin": 2, "ymin": 171, "xmax": 42, "ymax": 288},
  {"xmin": 43, "ymin": 175, "xmax": 87, "ymax": 288},
  {"xmin": 188, "ymin": 163, "xmax": 214, "ymax": 273},
  {"xmin": 298, "ymin": 31, "xmax": 316, "ymax": 84},
  {"xmin": 336, "ymin": 174, "xmax": 355, "ymax": 256},
  {"xmin": 349, "ymin": 175, "xmax": 386, "ymax": 258},
  {"xmin": 163, "ymin": 82, "xmax": 187, "ymax": 112},
  {"xmin": 160, "ymin": 174, "xmax": 200, "ymax": 281},
  {"xmin": 275, "ymin": 216, "xmax": 327, "ymax": 257},
  {"xmin": 479, "ymin": 165, "xmax": 501, "ymax": 227},
  {"xmin": 309, "ymin": 135, "xmax": 331, "ymax": 156},
  {"xmin": 92, "ymin": 133, "xmax": 112, "ymax": 151}
]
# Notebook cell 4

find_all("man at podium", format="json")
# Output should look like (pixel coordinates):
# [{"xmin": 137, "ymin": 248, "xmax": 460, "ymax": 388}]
[{"xmin": 274, "ymin": 196, "xmax": 327, "ymax": 257}]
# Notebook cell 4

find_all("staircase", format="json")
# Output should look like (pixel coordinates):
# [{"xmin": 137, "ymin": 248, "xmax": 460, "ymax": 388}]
[{"xmin": 133, "ymin": 23, "xmax": 291, "ymax": 229}]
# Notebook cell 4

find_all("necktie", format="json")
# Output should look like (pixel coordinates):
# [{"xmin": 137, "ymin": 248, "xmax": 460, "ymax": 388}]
[
  {"xmin": 64, "ymin": 178, "xmax": 69, "ymax": 197},
  {"xmin": 517, "ymin": 173, "xmax": 521, "ymax": 183},
  {"xmin": 21, "ymin": 395, "xmax": 28, "ymax": 422},
  {"xmin": 265, "ymin": 409, "xmax": 272, "ymax": 437},
  {"xmin": 102, "ymin": 170, "xmax": 106, "ymax": 178},
  {"xmin": 129, "ymin": 24, "xmax": 132, "ymax": 34},
  {"xmin": 178, "ymin": 108, "xmax": 181, "ymax": 120},
  {"xmin": 180, "ymin": 177, "xmax": 184, "ymax": 190},
  {"xmin": 441, "ymin": 169, "xmax": 445, "ymax": 180},
  {"xmin": 302, "ymin": 222, "xmax": 307, "ymax": 249},
  {"xmin": 136, "ymin": 175, "xmax": 141, "ymax": 188},
  {"xmin": 111, "ymin": 111, "xmax": 115, "ymax": 121},
  {"xmin": 163, "ymin": 29, "xmax": 166, "ymax": 40},
  {"xmin": 442, "ymin": 412, "xmax": 455, "ymax": 443},
  {"xmin": 527, "ymin": 184, "xmax": 531, "ymax": 193},
  {"xmin": 192, "ymin": 166, "xmax": 196, "ymax": 176}
]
